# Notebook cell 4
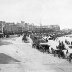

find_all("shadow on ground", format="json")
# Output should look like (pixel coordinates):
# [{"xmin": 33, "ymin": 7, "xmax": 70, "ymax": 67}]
[{"xmin": 0, "ymin": 53, "xmax": 20, "ymax": 64}]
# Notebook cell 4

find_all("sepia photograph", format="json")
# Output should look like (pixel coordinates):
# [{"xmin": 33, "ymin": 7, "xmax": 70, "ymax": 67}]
[{"xmin": 0, "ymin": 0, "xmax": 72, "ymax": 72}]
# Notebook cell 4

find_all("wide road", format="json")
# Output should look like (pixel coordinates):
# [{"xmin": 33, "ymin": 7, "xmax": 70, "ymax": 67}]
[{"xmin": 0, "ymin": 35, "xmax": 72, "ymax": 72}]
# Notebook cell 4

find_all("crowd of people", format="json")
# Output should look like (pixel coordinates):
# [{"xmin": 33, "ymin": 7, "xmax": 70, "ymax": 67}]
[{"xmin": 21, "ymin": 32, "xmax": 72, "ymax": 63}]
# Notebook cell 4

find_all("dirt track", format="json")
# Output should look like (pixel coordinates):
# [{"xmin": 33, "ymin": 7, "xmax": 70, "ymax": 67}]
[{"xmin": 0, "ymin": 36, "xmax": 72, "ymax": 72}]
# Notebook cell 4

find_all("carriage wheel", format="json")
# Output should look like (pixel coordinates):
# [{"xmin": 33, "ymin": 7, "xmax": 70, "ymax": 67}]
[
  {"xmin": 33, "ymin": 44, "xmax": 36, "ymax": 48},
  {"xmin": 67, "ymin": 56, "xmax": 68, "ymax": 61},
  {"xmin": 67, "ymin": 56, "xmax": 71, "ymax": 63},
  {"xmin": 47, "ymin": 50, "xmax": 50, "ymax": 54},
  {"xmin": 48, "ymin": 49, "xmax": 50, "ymax": 53},
  {"xmin": 69, "ymin": 57, "xmax": 71, "ymax": 63},
  {"xmin": 58, "ymin": 52, "xmax": 60, "ymax": 58},
  {"xmin": 62, "ymin": 53, "xmax": 65, "ymax": 59},
  {"xmin": 51, "ymin": 48, "xmax": 54, "ymax": 54},
  {"xmin": 68, "ymin": 56, "xmax": 71, "ymax": 63},
  {"xmin": 62, "ymin": 55, "xmax": 65, "ymax": 59},
  {"xmin": 54, "ymin": 51, "xmax": 56, "ymax": 57}
]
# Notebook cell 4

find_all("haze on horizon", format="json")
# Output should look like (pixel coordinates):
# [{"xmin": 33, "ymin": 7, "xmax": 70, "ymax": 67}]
[{"xmin": 0, "ymin": 0, "xmax": 72, "ymax": 30}]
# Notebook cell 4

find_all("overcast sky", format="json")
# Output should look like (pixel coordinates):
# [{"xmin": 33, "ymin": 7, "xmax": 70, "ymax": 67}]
[{"xmin": 0, "ymin": 0, "xmax": 72, "ymax": 29}]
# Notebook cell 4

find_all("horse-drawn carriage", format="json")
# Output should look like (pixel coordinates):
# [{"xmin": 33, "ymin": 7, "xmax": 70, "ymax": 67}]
[
  {"xmin": 65, "ymin": 49, "xmax": 72, "ymax": 62},
  {"xmin": 53, "ymin": 36, "xmax": 72, "ymax": 62},
  {"xmin": 32, "ymin": 35, "xmax": 50, "ymax": 52},
  {"xmin": 39, "ymin": 42, "xmax": 50, "ymax": 53},
  {"xmin": 32, "ymin": 34, "xmax": 72, "ymax": 63}
]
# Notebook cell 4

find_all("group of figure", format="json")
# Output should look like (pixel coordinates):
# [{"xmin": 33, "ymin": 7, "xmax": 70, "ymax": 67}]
[
  {"xmin": 32, "ymin": 35, "xmax": 50, "ymax": 52},
  {"xmin": 22, "ymin": 33, "xmax": 29, "ymax": 42},
  {"xmin": 53, "ymin": 41, "xmax": 65, "ymax": 58},
  {"xmin": 22, "ymin": 32, "xmax": 72, "ymax": 63}
]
